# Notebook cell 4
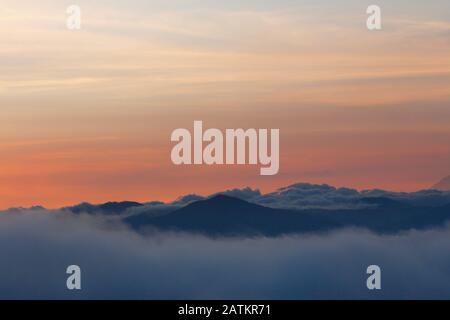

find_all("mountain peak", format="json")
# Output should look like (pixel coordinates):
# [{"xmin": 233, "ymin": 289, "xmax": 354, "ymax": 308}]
[
  {"xmin": 432, "ymin": 176, "xmax": 450, "ymax": 191},
  {"xmin": 187, "ymin": 194, "xmax": 263, "ymax": 211},
  {"xmin": 67, "ymin": 201, "xmax": 142, "ymax": 215},
  {"xmin": 208, "ymin": 194, "xmax": 243, "ymax": 202}
]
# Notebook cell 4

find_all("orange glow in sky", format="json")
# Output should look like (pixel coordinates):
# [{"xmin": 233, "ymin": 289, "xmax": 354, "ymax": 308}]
[{"xmin": 1, "ymin": 0, "xmax": 450, "ymax": 208}]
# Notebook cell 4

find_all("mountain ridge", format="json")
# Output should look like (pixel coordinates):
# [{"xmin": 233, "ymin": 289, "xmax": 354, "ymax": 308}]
[
  {"xmin": 124, "ymin": 194, "xmax": 450, "ymax": 237},
  {"xmin": 432, "ymin": 175, "xmax": 450, "ymax": 191}
]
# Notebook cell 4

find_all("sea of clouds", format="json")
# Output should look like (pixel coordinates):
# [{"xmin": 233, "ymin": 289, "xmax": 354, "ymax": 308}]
[
  {"xmin": 116, "ymin": 183, "xmax": 450, "ymax": 218},
  {"xmin": 0, "ymin": 209, "xmax": 450, "ymax": 299}
]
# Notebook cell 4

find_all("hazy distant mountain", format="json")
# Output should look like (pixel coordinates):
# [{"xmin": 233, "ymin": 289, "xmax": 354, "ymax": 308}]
[
  {"xmin": 65, "ymin": 201, "xmax": 143, "ymax": 216},
  {"xmin": 432, "ymin": 176, "xmax": 450, "ymax": 191},
  {"xmin": 125, "ymin": 195, "xmax": 338, "ymax": 236},
  {"xmin": 124, "ymin": 194, "xmax": 450, "ymax": 237},
  {"xmin": 56, "ymin": 182, "xmax": 450, "ymax": 237},
  {"xmin": 61, "ymin": 183, "xmax": 450, "ymax": 219}
]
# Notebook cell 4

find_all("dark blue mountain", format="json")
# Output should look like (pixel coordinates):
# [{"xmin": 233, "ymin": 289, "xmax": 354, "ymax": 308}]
[
  {"xmin": 360, "ymin": 197, "xmax": 408, "ymax": 209},
  {"xmin": 125, "ymin": 195, "xmax": 337, "ymax": 236},
  {"xmin": 124, "ymin": 195, "xmax": 450, "ymax": 237},
  {"xmin": 66, "ymin": 201, "xmax": 143, "ymax": 216}
]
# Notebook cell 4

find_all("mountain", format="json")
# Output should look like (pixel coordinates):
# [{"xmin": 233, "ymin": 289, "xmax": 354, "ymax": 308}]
[
  {"xmin": 55, "ymin": 182, "xmax": 450, "ymax": 237},
  {"xmin": 432, "ymin": 176, "xmax": 450, "ymax": 191},
  {"xmin": 66, "ymin": 201, "xmax": 143, "ymax": 216},
  {"xmin": 124, "ymin": 195, "xmax": 338, "ymax": 236},
  {"xmin": 124, "ymin": 195, "xmax": 450, "ymax": 237},
  {"xmin": 360, "ymin": 197, "xmax": 408, "ymax": 209}
]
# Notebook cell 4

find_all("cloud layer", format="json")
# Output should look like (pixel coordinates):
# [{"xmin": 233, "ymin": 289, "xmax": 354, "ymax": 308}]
[
  {"xmin": 1, "ymin": 209, "xmax": 450, "ymax": 299},
  {"xmin": 169, "ymin": 183, "xmax": 450, "ymax": 210}
]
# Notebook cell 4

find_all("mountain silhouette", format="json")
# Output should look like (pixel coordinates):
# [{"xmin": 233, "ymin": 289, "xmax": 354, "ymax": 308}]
[
  {"xmin": 124, "ymin": 194, "xmax": 450, "ymax": 237},
  {"xmin": 66, "ymin": 201, "xmax": 143, "ymax": 216},
  {"xmin": 432, "ymin": 175, "xmax": 450, "ymax": 191},
  {"xmin": 360, "ymin": 197, "xmax": 407, "ymax": 209},
  {"xmin": 125, "ymin": 195, "xmax": 338, "ymax": 236},
  {"xmin": 56, "ymin": 182, "xmax": 450, "ymax": 237}
]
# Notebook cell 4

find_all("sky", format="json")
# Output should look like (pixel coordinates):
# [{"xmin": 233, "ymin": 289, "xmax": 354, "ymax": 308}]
[{"xmin": 1, "ymin": 0, "xmax": 450, "ymax": 208}]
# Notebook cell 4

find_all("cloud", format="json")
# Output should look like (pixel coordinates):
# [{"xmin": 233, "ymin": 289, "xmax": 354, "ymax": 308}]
[
  {"xmin": 1, "ymin": 209, "xmax": 450, "ymax": 299},
  {"xmin": 212, "ymin": 187, "xmax": 262, "ymax": 201},
  {"xmin": 57, "ymin": 183, "xmax": 450, "ymax": 215},
  {"xmin": 253, "ymin": 183, "xmax": 363, "ymax": 209},
  {"xmin": 206, "ymin": 183, "xmax": 450, "ymax": 210}
]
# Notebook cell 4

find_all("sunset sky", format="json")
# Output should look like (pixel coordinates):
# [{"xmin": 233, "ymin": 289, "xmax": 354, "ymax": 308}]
[{"xmin": 1, "ymin": 0, "xmax": 450, "ymax": 208}]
